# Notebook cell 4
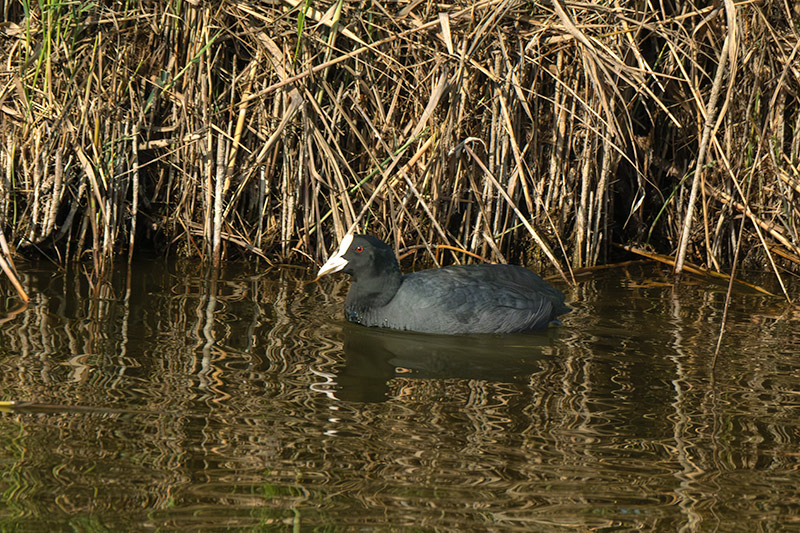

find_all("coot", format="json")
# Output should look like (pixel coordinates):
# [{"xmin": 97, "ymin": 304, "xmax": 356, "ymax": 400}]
[{"xmin": 317, "ymin": 234, "xmax": 569, "ymax": 334}]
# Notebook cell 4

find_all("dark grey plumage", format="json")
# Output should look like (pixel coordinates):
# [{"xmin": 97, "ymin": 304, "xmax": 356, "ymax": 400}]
[{"xmin": 317, "ymin": 234, "xmax": 569, "ymax": 334}]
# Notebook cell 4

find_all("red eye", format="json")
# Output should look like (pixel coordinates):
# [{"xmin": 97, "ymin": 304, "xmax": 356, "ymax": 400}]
[{"xmin": 355, "ymin": 246, "xmax": 363, "ymax": 253}]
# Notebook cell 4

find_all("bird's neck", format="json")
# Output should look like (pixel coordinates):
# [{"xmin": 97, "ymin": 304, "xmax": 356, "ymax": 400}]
[{"xmin": 346, "ymin": 268, "xmax": 402, "ymax": 312}]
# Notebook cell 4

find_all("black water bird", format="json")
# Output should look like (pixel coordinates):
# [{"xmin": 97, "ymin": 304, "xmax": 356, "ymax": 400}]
[{"xmin": 316, "ymin": 234, "xmax": 570, "ymax": 334}]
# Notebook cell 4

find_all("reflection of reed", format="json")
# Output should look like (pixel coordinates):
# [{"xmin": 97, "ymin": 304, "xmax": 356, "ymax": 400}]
[{"xmin": 0, "ymin": 265, "xmax": 798, "ymax": 530}]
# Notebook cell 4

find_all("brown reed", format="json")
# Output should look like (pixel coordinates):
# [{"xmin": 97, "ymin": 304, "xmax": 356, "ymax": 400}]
[{"xmin": 0, "ymin": 0, "xmax": 798, "ymax": 299}]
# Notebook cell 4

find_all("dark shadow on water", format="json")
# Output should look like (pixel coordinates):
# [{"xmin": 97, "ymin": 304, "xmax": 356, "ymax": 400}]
[{"xmin": 334, "ymin": 322, "xmax": 561, "ymax": 402}]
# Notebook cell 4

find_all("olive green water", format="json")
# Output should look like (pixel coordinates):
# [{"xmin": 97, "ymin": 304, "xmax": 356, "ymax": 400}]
[{"xmin": 0, "ymin": 259, "xmax": 798, "ymax": 531}]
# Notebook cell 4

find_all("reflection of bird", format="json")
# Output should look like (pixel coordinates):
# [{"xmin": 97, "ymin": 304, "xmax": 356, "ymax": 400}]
[
  {"xmin": 334, "ymin": 323, "xmax": 555, "ymax": 403},
  {"xmin": 317, "ymin": 234, "xmax": 570, "ymax": 334}
]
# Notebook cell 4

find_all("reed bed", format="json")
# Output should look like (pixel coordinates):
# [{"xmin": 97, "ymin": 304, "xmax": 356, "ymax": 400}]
[{"xmin": 1, "ymin": 0, "xmax": 799, "ymax": 292}]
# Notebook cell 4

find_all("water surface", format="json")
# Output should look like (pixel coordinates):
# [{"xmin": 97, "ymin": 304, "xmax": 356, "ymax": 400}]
[{"xmin": 0, "ymin": 259, "xmax": 798, "ymax": 531}]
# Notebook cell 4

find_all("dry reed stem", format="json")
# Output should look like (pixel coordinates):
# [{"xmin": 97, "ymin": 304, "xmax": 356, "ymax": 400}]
[{"xmin": 675, "ymin": 0, "xmax": 737, "ymax": 277}]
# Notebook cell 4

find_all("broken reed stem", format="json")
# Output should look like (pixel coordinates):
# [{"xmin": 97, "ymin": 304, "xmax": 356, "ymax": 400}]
[
  {"xmin": 712, "ymin": 184, "xmax": 750, "ymax": 371},
  {"xmin": 0, "ymin": 229, "xmax": 29, "ymax": 302}
]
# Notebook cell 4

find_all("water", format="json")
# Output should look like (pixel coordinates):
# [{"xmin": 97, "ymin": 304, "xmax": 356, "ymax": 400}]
[{"xmin": 0, "ymin": 259, "xmax": 798, "ymax": 531}]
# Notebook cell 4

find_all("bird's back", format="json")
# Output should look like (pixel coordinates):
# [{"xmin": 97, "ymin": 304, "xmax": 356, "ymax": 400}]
[{"xmin": 354, "ymin": 263, "xmax": 569, "ymax": 334}]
